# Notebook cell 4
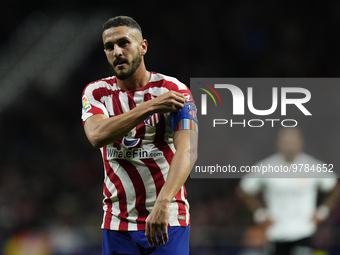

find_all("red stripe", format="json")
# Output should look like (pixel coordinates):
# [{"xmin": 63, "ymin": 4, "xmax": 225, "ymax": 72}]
[
  {"xmin": 86, "ymin": 85, "xmax": 124, "ymax": 115},
  {"xmin": 144, "ymin": 92, "xmax": 154, "ymax": 126},
  {"xmin": 82, "ymin": 105, "xmax": 105, "ymax": 125},
  {"xmin": 148, "ymin": 79, "xmax": 165, "ymax": 90},
  {"xmin": 175, "ymin": 188, "xmax": 187, "ymax": 226},
  {"xmin": 128, "ymin": 91, "xmax": 146, "ymax": 142},
  {"xmin": 127, "ymin": 91, "xmax": 135, "ymax": 110},
  {"xmin": 85, "ymin": 77, "xmax": 117, "ymax": 88},
  {"xmin": 103, "ymin": 77, "xmax": 117, "ymax": 86},
  {"xmin": 92, "ymin": 85, "xmax": 112, "ymax": 99},
  {"xmin": 115, "ymin": 159, "xmax": 149, "ymax": 230},
  {"xmin": 140, "ymin": 158, "xmax": 165, "ymax": 196},
  {"xmin": 144, "ymin": 92, "xmax": 153, "ymax": 102},
  {"xmin": 111, "ymin": 90, "xmax": 124, "ymax": 115},
  {"xmin": 103, "ymin": 183, "xmax": 113, "ymax": 229},
  {"xmin": 144, "ymin": 92, "xmax": 153, "ymax": 128},
  {"xmin": 103, "ymin": 147, "xmax": 129, "ymax": 230},
  {"xmin": 109, "ymin": 90, "xmax": 125, "ymax": 145},
  {"xmin": 88, "ymin": 105, "xmax": 104, "ymax": 116},
  {"xmin": 153, "ymin": 114, "xmax": 174, "ymax": 165}
]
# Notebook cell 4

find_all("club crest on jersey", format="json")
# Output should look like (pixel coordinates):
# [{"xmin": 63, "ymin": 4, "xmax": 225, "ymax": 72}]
[
  {"xmin": 122, "ymin": 136, "xmax": 141, "ymax": 148},
  {"xmin": 82, "ymin": 95, "xmax": 91, "ymax": 112},
  {"xmin": 145, "ymin": 113, "xmax": 161, "ymax": 127},
  {"xmin": 187, "ymin": 102, "xmax": 197, "ymax": 118}
]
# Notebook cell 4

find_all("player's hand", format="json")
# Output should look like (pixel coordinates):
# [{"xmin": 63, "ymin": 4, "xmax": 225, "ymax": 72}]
[
  {"xmin": 258, "ymin": 217, "xmax": 273, "ymax": 229},
  {"xmin": 145, "ymin": 200, "xmax": 170, "ymax": 247},
  {"xmin": 311, "ymin": 213, "xmax": 322, "ymax": 225},
  {"xmin": 149, "ymin": 91, "xmax": 186, "ymax": 113},
  {"xmin": 311, "ymin": 205, "xmax": 330, "ymax": 225}
]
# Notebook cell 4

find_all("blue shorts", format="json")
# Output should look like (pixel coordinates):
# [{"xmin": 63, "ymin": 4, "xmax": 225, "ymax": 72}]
[{"xmin": 102, "ymin": 226, "xmax": 190, "ymax": 255}]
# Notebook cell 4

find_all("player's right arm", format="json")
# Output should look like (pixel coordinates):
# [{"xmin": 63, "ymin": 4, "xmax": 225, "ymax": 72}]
[
  {"xmin": 237, "ymin": 178, "xmax": 273, "ymax": 226},
  {"xmin": 84, "ymin": 91, "xmax": 186, "ymax": 148},
  {"xmin": 237, "ymin": 185, "xmax": 263, "ymax": 213}
]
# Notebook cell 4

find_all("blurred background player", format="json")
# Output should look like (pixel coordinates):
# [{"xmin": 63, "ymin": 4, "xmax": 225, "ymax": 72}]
[
  {"xmin": 82, "ymin": 16, "xmax": 198, "ymax": 255},
  {"xmin": 238, "ymin": 127, "xmax": 339, "ymax": 255}
]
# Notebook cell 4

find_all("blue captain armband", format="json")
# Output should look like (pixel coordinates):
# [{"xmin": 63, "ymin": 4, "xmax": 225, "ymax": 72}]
[{"xmin": 171, "ymin": 102, "xmax": 198, "ymax": 133}]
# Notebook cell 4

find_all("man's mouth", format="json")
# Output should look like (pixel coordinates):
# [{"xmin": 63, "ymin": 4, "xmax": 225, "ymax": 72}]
[{"xmin": 114, "ymin": 59, "xmax": 128, "ymax": 67}]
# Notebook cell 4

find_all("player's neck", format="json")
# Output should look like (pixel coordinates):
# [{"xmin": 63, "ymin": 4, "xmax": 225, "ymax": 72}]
[
  {"xmin": 284, "ymin": 152, "xmax": 299, "ymax": 163},
  {"xmin": 117, "ymin": 63, "xmax": 150, "ymax": 90},
  {"xmin": 285, "ymin": 155, "xmax": 295, "ymax": 163}
]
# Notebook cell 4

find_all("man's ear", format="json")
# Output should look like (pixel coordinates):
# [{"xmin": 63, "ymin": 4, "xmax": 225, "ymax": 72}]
[{"xmin": 141, "ymin": 39, "xmax": 148, "ymax": 55}]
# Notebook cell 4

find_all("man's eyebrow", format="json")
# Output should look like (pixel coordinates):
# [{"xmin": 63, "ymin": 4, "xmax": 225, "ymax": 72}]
[
  {"xmin": 104, "ymin": 36, "xmax": 131, "ymax": 47},
  {"xmin": 104, "ymin": 42, "xmax": 113, "ymax": 48}
]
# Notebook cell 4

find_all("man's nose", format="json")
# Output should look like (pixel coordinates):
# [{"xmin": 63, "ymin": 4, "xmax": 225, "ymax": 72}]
[{"xmin": 113, "ymin": 45, "xmax": 123, "ymax": 57}]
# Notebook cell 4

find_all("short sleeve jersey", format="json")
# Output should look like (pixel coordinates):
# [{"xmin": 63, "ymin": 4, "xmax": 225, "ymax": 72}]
[
  {"xmin": 81, "ymin": 72, "xmax": 198, "ymax": 231},
  {"xmin": 240, "ymin": 152, "xmax": 337, "ymax": 241}
]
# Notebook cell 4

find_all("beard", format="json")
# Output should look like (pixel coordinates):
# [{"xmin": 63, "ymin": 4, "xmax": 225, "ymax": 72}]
[{"xmin": 109, "ymin": 50, "xmax": 142, "ymax": 80}]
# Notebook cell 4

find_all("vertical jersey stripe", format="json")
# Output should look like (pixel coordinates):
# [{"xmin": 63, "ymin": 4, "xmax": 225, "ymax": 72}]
[
  {"xmin": 103, "ymin": 147, "xmax": 129, "ymax": 230},
  {"xmin": 115, "ymin": 159, "xmax": 149, "ymax": 230}
]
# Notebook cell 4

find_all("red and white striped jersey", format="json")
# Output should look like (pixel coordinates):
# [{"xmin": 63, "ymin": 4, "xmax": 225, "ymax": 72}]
[{"xmin": 81, "ymin": 72, "xmax": 197, "ymax": 231}]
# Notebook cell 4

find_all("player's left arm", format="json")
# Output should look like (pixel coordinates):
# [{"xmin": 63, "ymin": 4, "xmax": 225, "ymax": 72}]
[
  {"xmin": 145, "ymin": 86, "xmax": 198, "ymax": 246},
  {"xmin": 145, "ymin": 129, "xmax": 198, "ymax": 247},
  {"xmin": 312, "ymin": 180, "xmax": 340, "ymax": 224}
]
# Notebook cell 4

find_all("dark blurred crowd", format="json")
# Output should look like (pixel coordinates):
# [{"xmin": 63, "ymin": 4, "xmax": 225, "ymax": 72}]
[{"xmin": 1, "ymin": 1, "xmax": 340, "ymax": 254}]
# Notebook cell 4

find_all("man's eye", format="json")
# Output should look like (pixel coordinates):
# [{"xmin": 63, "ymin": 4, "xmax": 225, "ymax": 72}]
[
  {"xmin": 119, "ymin": 41, "xmax": 129, "ymax": 47},
  {"xmin": 106, "ymin": 45, "xmax": 114, "ymax": 51}
]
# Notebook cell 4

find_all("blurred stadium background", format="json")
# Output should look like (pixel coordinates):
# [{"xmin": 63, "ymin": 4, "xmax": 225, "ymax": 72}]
[{"xmin": 1, "ymin": 1, "xmax": 340, "ymax": 254}]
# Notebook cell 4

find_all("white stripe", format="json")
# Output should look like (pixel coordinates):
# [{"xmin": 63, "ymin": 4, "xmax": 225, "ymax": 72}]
[
  {"xmin": 150, "ymin": 73, "xmax": 187, "ymax": 90},
  {"xmin": 181, "ymin": 186, "xmax": 190, "ymax": 225},
  {"xmin": 101, "ymin": 160, "xmax": 122, "ymax": 230},
  {"xmin": 82, "ymin": 83, "xmax": 110, "ymax": 121},
  {"xmin": 134, "ymin": 158, "xmax": 157, "ymax": 212},
  {"xmin": 82, "ymin": 79, "xmax": 120, "ymax": 121},
  {"xmin": 113, "ymin": 164, "xmax": 140, "ymax": 222},
  {"xmin": 119, "ymin": 91, "xmax": 129, "ymax": 113},
  {"xmin": 145, "ymin": 86, "xmax": 167, "ymax": 97},
  {"xmin": 169, "ymin": 198, "xmax": 180, "ymax": 226},
  {"xmin": 94, "ymin": 79, "xmax": 119, "ymax": 90},
  {"xmin": 151, "ymin": 115, "xmax": 155, "ymax": 126},
  {"xmin": 133, "ymin": 91, "xmax": 145, "ymax": 106},
  {"xmin": 119, "ymin": 91, "xmax": 137, "ymax": 137},
  {"xmin": 168, "ymin": 143, "xmax": 176, "ymax": 155},
  {"xmin": 102, "ymin": 95, "xmax": 114, "ymax": 115}
]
